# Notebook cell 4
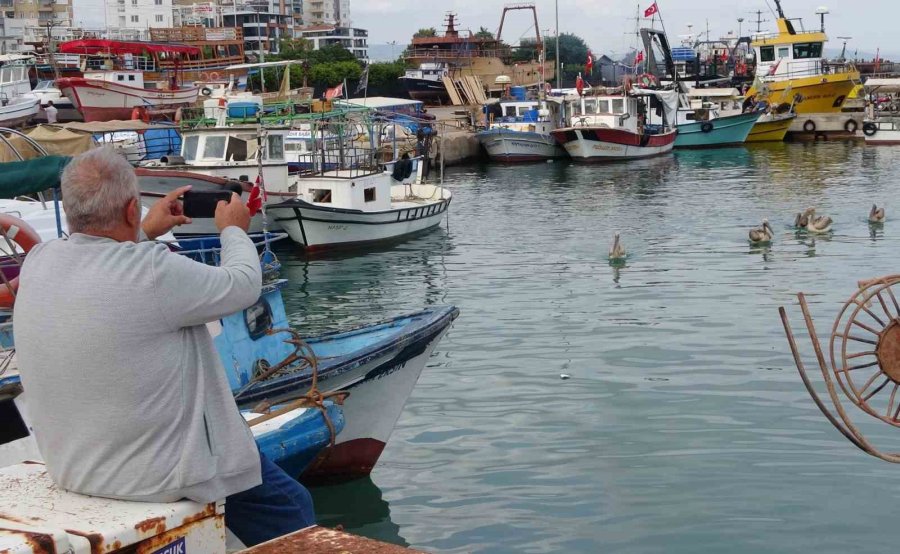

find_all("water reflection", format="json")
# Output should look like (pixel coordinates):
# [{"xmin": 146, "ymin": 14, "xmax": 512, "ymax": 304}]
[{"xmin": 310, "ymin": 477, "xmax": 408, "ymax": 547}]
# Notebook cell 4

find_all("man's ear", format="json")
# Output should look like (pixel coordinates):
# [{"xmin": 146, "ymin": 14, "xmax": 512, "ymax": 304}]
[{"xmin": 125, "ymin": 198, "xmax": 141, "ymax": 228}]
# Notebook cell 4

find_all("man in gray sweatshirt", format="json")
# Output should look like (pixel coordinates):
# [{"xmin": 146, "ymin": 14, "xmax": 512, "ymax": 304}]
[{"xmin": 14, "ymin": 148, "xmax": 314, "ymax": 546}]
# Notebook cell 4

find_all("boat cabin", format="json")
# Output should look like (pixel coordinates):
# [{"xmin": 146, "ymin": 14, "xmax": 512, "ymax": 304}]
[
  {"xmin": 751, "ymin": 18, "xmax": 828, "ymax": 82},
  {"xmin": 0, "ymin": 64, "xmax": 31, "ymax": 101},
  {"xmin": 300, "ymin": 170, "xmax": 393, "ymax": 213},
  {"xmin": 404, "ymin": 62, "xmax": 449, "ymax": 81},
  {"xmin": 83, "ymin": 70, "xmax": 145, "ymax": 88},
  {"xmin": 677, "ymin": 88, "xmax": 743, "ymax": 124},
  {"xmin": 569, "ymin": 95, "xmax": 642, "ymax": 132},
  {"xmin": 181, "ymin": 128, "xmax": 286, "ymax": 166}
]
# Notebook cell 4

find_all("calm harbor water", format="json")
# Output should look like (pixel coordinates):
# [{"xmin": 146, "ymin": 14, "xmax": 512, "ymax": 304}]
[{"xmin": 284, "ymin": 142, "xmax": 900, "ymax": 553}]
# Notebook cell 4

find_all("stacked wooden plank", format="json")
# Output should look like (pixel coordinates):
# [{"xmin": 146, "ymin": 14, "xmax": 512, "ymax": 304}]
[{"xmin": 441, "ymin": 75, "xmax": 488, "ymax": 106}]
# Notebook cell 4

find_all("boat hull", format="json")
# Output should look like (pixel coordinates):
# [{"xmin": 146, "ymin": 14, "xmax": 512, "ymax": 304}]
[
  {"xmin": 268, "ymin": 184, "xmax": 451, "ymax": 250},
  {"xmin": 227, "ymin": 306, "xmax": 460, "ymax": 483},
  {"xmin": 749, "ymin": 71, "xmax": 860, "ymax": 115},
  {"xmin": 56, "ymin": 77, "xmax": 200, "ymax": 122},
  {"xmin": 476, "ymin": 128, "xmax": 565, "ymax": 161},
  {"xmin": 788, "ymin": 112, "xmax": 864, "ymax": 139},
  {"xmin": 863, "ymin": 120, "xmax": 900, "ymax": 145},
  {"xmin": 0, "ymin": 98, "xmax": 39, "ymax": 128},
  {"xmin": 675, "ymin": 112, "xmax": 760, "ymax": 148},
  {"xmin": 551, "ymin": 127, "xmax": 677, "ymax": 162},
  {"xmin": 400, "ymin": 77, "xmax": 449, "ymax": 103},
  {"xmin": 746, "ymin": 113, "xmax": 796, "ymax": 142}
]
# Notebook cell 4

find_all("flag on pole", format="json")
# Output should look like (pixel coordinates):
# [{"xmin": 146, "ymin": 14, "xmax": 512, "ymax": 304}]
[
  {"xmin": 576, "ymin": 73, "xmax": 585, "ymax": 96},
  {"xmin": 635, "ymin": 50, "xmax": 645, "ymax": 65},
  {"xmin": 586, "ymin": 50, "xmax": 594, "ymax": 76},
  {"xmin": 644, "ymin": 2, "xmax": 658, "ymax": 17},
  {"xmin": 355, "ymin": 64, "xmax": 369, "ymax": 95},
  {"xmin": 325, "ymin": 83, "xmax": 344, "ymax": 99},
  {"xmin": 247, "ymin": 175, "xmax": 266, "ymax": 216}
]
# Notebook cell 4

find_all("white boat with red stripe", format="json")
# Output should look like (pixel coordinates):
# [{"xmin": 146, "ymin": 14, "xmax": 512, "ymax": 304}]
[
  {"xmin": 551, "ymin": 86, "xmax": 679, "ymax": 162},
  {"xmin": 57, "ymin": 72, "xmax": 200, "ymax": 122}
]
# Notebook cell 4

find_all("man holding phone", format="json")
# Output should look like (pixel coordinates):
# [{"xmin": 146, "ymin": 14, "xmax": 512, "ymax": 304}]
[{"xmin": 14, "ymin": 148, "xmax": 314, "ymax": 547}]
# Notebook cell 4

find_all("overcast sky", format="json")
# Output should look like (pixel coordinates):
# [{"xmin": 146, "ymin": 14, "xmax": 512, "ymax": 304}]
[{"xmin": 354, "ymin": 0, "xmax": 898, "ymax": 58}]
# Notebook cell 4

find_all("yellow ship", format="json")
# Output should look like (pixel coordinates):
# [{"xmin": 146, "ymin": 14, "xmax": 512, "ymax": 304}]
[{"xmin": 746, "ymin": 2, "xmax": 859, "ymax": 116}]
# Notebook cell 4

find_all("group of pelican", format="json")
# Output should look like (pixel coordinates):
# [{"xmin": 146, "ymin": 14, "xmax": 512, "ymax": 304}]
[
  {"xmin": 608, "ymin": 205, "xmax": 887, "ymax": 260},
  {"xmin": 747, "ymin": 204, "xmax": 886, "ymax": 245}
]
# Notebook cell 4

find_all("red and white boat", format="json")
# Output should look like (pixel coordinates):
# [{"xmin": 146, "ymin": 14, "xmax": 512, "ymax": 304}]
[
  {"xmin": 551, "ymin": 87, "xmax": 678, "ymax": 162},
  {"xmin": 55, "ymin": 40, "xmax": 202, "ymax": 122},
  {"xmin": 57, "ymin": 72, "xmax": 200, "ymax": 122}
]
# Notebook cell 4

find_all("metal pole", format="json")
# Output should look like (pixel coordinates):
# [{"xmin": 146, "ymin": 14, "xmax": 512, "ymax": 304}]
[{"xmin": 555, "ymin": 0, "xmax": 560, "ymax": 90}]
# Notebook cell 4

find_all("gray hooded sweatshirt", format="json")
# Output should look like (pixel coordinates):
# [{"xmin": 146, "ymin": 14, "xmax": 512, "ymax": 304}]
[{"xmin": 14, "ymin": 227, "xmax": 263, "ymax": 503}]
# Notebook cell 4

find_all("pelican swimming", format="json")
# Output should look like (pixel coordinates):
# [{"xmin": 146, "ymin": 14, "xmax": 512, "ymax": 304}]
[
  {"xmin": 609, "ymin": 232, "xmax": 626, "ymax": 261},
  {"xmin": 869, "ymin": 204, "xmax": 886, "ymax": 224},
  {"xmin": 805, "ymin": 208, "xmax": 833, "ymax": 234},
  {"xmin": 749, "ymin": 219, "xmax": 774, "ymax": 244},
  {"xmin": 794, "ymin": 209, "xmax": 811, "ymax": 229}
]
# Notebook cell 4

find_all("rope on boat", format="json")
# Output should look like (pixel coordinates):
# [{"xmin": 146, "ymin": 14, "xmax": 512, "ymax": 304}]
[{"xmin": 245, "ymin": 328, "xmax": 349, "ymax": 447}]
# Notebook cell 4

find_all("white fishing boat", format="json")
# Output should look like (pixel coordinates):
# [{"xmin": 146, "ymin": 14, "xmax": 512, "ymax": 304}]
[
  {"xmin": 56, "ymin": 71, "xmax": 200, "ymax": 123},
  {"xmin": 476, "ymin": 99, "xmax": 565, "ymax": 162},
  {"xmin": 0, "ymin": 64, "xmax": 39, "ymax": 127},
  {"xmin": 862, "ymin": 78, "xmax": 900, "ymax": 145},
  {"xmin": 551, "ymin": 87, "xmax": 679, "ymax": 162},
  {"xmin": 267, "ymin": 156, "xmax": 451, "ymax": 251}
]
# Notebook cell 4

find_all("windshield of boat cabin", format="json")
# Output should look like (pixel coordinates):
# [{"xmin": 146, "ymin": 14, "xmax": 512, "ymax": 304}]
[
  {"xmin": 182, "ymin": 135, "xmax": 199, "ymax": 161},
  {"xmin": 267, "ymin": 135, "xmax": 284, "ymax": 160},
  {"xmin": 203, "ymin": 136, "xmax": 226, "ymax": 159}
]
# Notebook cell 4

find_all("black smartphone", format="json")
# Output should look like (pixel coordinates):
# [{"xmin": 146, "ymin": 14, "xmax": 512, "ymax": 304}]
[{"xmin": 183, "ymin": 190, "xmax": 235, "ymax": 219}]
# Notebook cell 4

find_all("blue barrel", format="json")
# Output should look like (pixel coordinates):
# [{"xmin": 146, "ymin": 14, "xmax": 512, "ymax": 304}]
[
  {"xmin": 510, "ymin": 86, "xmax": 526, "ymax": 101},
  {"xmin": 228, "ymin": 102, "xmax": 260, "ymax": 118}
]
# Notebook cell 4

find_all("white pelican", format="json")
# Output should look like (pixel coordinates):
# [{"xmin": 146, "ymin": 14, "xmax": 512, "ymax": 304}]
[
  {"xmin": 749, "ymin": 219, "xmax": 774, "ymax": 244},
  {"xmin": 869, "ymin": 204, "xmax": 886, "ymax": 224},
  {"xmin": 794, "ymin": 209, "xmax": 811, "ymax": 229}
]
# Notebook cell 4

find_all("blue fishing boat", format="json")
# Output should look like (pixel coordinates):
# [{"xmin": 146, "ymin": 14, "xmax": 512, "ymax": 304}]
[
  {"xmin": 672, "ymin": 88, "xmax": 762, "ymax": 148},
  {"xmin": 245, "ymin": 402, "xmax": 345, "ymax": 478}
]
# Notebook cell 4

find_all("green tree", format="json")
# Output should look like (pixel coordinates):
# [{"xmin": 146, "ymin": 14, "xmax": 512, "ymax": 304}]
[
  {"xmin": 413, "ymin": 27, "xmax": 437, "ymax": 38},
  {"xmin": 277, "ymin": 38, "xmax": 312, "ymax": 60},
  {"xmin": 545, "ymin": 33, "xmax": 590, "ymax": 67},
  {"xmin": 367, "ymin": 60, "xmax": 407, "ymax": 87},
  {"xmin": 308, "ymin": 44, "xmax": 357, "ymax": 64},
  {"xmin": 474, "ymin": 26, "xmax": 494, "ymax": 40}
]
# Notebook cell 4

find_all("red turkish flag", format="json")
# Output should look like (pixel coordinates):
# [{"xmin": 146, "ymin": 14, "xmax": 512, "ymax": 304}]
[
  {"xmin": 635, "ymin": 50, "xmax": 645, "ymax": 64},
  {"xmin": 586, "ymin": 50, "xmax": 594, "ymax": 75},
  {"xmin": 644, "ymin": 2, "xmax": 658, "ymax": 17},
  {"xmin": 247, "ymin": 175, "xmax": 266, "ymax": 216}
]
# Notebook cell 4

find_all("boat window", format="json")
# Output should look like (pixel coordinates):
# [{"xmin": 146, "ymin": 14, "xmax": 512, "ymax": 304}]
[
  {"xmin": 759, "ymin": 46, "xmax": 775, "ymax": 62},
  {"xmin": 777, "ymin": 47, "xmax": 790, "ymax": 59},
  {"xmin": 598, "ymin": 99, "xmax": 611, "ymax": 113},
  {"xmin": 128, "ymin": 75, "xmax": 135, "ymax": 81},
  {"xmin": 364, "ymin": 187, "xmax": 376, "ymax": 202},
  {"xmin": 611, "ymin": 99, "xmax": 625, "ymax": 114},
  {"xmin": 225, "ymin": 136, "xmax": 248, "ymax": 161},
  {"xmin": 583, "ymin": 99, "xmax": 596, "ymax": 114},
  {"xmin": 117, "ymin": 74, "xmax": 125, "ymax": 81},
  {"xmin": 203, "ymin": 136, "xmax": 227, "ymax": 159},
  {"xmin": 793, "ymin": 42, "xmax": 823, "ymax": 59},
  {"xmin": 311, "ymin": 189, "xmax": 332, "ymax": 203},
  {"xmin": 267, "ymin": 135, "xmax": 284, "ymax": 160},
  {"xmin": 228, "ymin": 45, "xmax": 240, "ymax": 57},
  {"xmin": 182, "ymin": 135, "xmax": 199, "ymax": 161},
  {"xmin": 244, "ymin": 299, "xmax": 273, "ymax": 340}
]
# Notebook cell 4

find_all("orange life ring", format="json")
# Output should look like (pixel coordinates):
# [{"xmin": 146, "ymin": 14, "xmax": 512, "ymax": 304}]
[
  {"xmin": 199, "ymin": 71, "xmax": 210, "ymax": 81},
  {"xmin": 131, "ymin": 106, "xmax": 150, "ymax": 123},
  {"xmin": 209, "ymin": 71, "xmax": 220, "ymax": 81},
  {"xmin": 0, "ymin": 215, "xmax": 41, "ymax": 309}
]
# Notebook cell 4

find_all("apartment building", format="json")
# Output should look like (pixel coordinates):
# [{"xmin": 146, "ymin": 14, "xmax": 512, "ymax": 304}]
[
  {"xmin": 105, "ymin": 0, "xmax": 173, "ymax": 40},
  {"xmin": 295, "ymin": 23, "xmax": 366, "ymax": 61},
  {"xmin": 301, "ymin": 0, "xmax": 348, "ymax": 27}
]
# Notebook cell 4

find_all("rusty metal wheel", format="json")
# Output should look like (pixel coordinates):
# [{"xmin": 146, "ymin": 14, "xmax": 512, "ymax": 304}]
[{"xmin": 830, "ymin": 277, "xmax": 900, "ymax": 425}]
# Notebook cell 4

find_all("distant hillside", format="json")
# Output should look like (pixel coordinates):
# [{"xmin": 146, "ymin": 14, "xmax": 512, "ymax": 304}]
[{"xmin": 368, "ymin": 43, "xmax": 407, "ymax": 63}]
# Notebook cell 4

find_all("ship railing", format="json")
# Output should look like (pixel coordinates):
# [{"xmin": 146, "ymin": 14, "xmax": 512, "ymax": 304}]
[
  {"xmin": 165, "ymin": 232, "xmax": 288, "ymax": 268},
  {"xmin": 762, "ymin": 60, "xmax": 857, "ymax": 81},
  {"xmin": 296, "ymin": 147, "xmax": 383, "ymax": 180},
  {"xmin": 405, "ymin": 47, "xmax": 543, "ymax": 64},
  {"xmin": 92, "ymin": 128, "xmax": 183, "ymax": 166}
]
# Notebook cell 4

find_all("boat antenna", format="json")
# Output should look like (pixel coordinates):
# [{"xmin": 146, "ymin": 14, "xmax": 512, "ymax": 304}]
[
  {"xmin": 555, "ymin": 0, "xmax": 560, "ymax": 90},
  {"xmin": 772, "ymin": 0, "xmax": 785, "ymax": 18}
]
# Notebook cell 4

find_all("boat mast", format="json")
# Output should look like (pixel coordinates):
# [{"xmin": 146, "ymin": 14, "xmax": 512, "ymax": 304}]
[
  {"xmin": 772, "ymin": 0, "xmax": 785, "ymax": 19},
  {"xmin": 555, "ymin": 0, "xmax": 560, "ymax": 90}
]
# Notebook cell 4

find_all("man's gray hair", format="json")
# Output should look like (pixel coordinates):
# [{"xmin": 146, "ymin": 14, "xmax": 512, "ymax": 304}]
[{"xmin": 61, "ymin": 147, "xmax": 140, "ymax": 233}]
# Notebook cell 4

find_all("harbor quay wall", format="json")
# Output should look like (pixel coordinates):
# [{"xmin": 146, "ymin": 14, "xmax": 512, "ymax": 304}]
[{"xmin": 438, "ymin": 129, "xmax": 483, "ymax": 167}]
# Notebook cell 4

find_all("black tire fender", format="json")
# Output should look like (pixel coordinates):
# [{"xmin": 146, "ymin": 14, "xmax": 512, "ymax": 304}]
[
  {"xmin": 844, "ymin": 119, "xmax": 859, "ymax": 134},
  {"xmin": 863, "ymin": 122, "xmax": 878, "ymax": 137},
  {"xmin": 700, "ymin": 122, "xmax": 714, "ymax": 133},
  {"xmin": 802, "ymin": 120, "xmax": 816, "ymax": 133}
]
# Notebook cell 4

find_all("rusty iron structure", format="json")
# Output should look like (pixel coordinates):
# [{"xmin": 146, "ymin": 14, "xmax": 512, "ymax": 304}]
[{"xmin": 780, "ymin": 275, "xmax": 900, "ymax": 462}]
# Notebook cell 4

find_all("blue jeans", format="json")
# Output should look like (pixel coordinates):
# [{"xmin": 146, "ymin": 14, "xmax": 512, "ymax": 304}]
[{"xmin": 225, "ymin": 451, "xmax": 316, "ymax": 547}]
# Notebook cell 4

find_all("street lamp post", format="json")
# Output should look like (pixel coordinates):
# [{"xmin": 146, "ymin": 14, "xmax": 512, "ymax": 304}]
[{"xmin": 555, "ymin": 0, "xmax": 560, "ymax": 90}]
